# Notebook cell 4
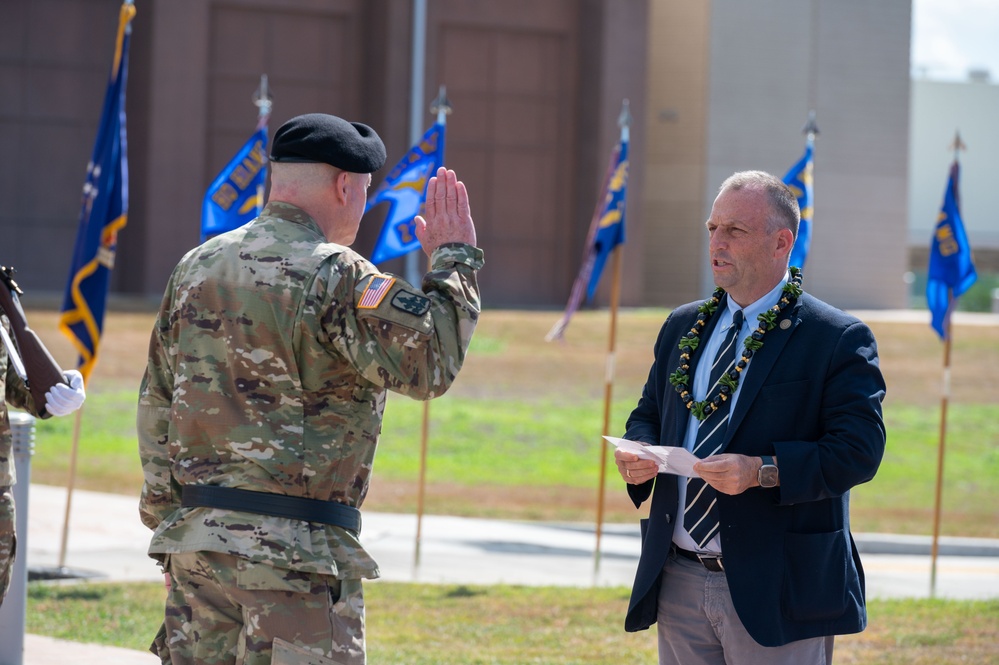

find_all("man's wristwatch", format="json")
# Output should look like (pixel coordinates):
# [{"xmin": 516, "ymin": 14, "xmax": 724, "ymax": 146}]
[{"xmin": 758, "ymin": 455, "xmax": 779, "ymax": 488}]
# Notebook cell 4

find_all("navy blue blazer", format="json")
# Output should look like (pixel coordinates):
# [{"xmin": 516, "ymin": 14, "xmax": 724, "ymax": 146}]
[{"xmin": 623, "ymin": 293, "xmax": 886, "ymax": 647}]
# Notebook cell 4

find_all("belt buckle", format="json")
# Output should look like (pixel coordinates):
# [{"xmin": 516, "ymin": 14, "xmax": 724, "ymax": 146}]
[{"xmin": 697, "ymin": 554, "xmax": 724, "ymax": 573}]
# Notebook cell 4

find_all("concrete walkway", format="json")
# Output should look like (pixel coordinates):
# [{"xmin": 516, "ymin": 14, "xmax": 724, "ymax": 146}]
[{"xmin": 9, "ymin": 484, "xmax": 999, "ymax": 664}]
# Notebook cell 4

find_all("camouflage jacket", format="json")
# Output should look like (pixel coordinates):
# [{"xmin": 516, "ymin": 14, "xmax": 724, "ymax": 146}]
[
  {"xmin": 138, "ymin": 202, "xmax": 483, "ymax": 578},
  {"xmin": 0, "ymin": 314, "xmax": 44, "ymax": 488}
]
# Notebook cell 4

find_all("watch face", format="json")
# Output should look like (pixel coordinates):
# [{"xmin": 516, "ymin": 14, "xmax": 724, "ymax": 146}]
[{"xmin": 759, "ymin": 466, "xmax": 779, "ymax": 488}]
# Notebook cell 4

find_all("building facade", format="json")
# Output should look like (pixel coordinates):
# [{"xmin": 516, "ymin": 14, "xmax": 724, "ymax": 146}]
[{"xmin": 1, "ymin": 0, "xmax": 911, "ymax": 310}]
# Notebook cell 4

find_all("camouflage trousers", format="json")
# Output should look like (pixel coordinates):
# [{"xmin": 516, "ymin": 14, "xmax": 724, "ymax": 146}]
[
  {"xmin": 0, "ymin": 489, "xmax": 14, "ymax": 607},
  {"xmin": 152, "ymin": 551, "xmax": 365, "ymax": 665}
]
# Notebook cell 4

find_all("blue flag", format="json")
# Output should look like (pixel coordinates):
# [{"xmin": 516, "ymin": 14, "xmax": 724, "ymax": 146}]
[
  {"xmin": 782, "ymin": 140, "xmax": 813, "ymax": 270},
  {"xmin": 201, "ymin": 124, "xmax": 268, "ymax": 243},
  {"xmin": 927, "ymin": 161, "xmax": 977, "ymax": 339},
  {"xmin": 59, "ymin": 2, "xmax": 135, "ymax": 383},
  {"xmin": 585, "ymin": 138, "xmax": 629, "ymax": 300},
  {"xmin": 546, "ymin": 134, "xmax": 630, "ymax": 342},
  {"xmin": 367, "ymin": 122, "xmax": 445, "ymax": 264}
]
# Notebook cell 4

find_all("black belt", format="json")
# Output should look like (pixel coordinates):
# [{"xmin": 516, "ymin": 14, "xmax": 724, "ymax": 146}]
[
  {"xmin": 672, "ymin": 545, "xmax": 724, "ymax": 573},
  {"xmin": 181, "ymin": 485, "xmax": 361, "ymax": 533}
]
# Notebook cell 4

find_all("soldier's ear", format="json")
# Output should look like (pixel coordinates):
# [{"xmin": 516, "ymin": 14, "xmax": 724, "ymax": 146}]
[{"xmin": 333, "ymin": 170, "xmax": 350, "ymax": 205}]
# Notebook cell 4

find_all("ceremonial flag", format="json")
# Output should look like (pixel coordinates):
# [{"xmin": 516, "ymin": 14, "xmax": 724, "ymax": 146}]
[
  {"xmin": 782, "ymin": 139, "xmax": 813, "ymax": 270},
  {"xmin": 367, "ymin": 122, "xmax": 445, "ymax": 264},
  {"xmin": 201, "ymin": 121, "xmax": 269, "ymax": 243},
  {"xmin": 59, "ymin": 1, "xmax": 135, "ymax": 383},
  {"xmin": 546, "ymin": 134, "xmax": 629, "ymax": 341},
  {"xmin": 927, "ymin": 161, "xmax": 977, "ymax": 339},
  {"xmin": 586, "ymin": 139, "xmax": 629, "ymax": 300}
]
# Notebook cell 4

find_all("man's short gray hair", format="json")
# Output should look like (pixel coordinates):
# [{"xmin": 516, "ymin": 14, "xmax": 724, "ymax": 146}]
[{"xmin": 719, "ymin": 170, "xmax": 800, "ymax": 240}]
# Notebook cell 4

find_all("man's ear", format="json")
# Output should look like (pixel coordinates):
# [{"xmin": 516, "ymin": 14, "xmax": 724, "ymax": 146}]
[
  {"xmin": 775, "ymin": 227, "xmax": 795, "ymax": 257},
  {"xmin": 333, "ymin": 170, "xmax": 350, "ymax": 205}
]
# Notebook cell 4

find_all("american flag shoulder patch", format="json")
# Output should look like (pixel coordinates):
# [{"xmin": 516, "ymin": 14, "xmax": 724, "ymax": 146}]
[{"xmin": 358, "ymin": 275, "xmax": 396, "ymax": 309}]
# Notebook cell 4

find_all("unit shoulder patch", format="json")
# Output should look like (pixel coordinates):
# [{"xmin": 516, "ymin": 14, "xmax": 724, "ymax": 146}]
[{"xmin": 391, "ymin": 290, "xmax": 432, "ymax": 316}]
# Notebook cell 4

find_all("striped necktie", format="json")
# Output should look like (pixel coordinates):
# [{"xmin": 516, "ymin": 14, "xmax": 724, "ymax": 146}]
[{"xmin": 683, "ymin": 309, "xmax": 744, "ymax": 549}]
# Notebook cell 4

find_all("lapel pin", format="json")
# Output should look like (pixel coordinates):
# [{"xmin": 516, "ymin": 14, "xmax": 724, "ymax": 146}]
[{"xmin": 780, "ymin": 319, "xmax": 792, "ymax": 330}]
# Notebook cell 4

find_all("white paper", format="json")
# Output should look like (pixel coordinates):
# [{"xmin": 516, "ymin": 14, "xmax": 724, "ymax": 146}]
[{"xmin": 603, "ymin": 436, "xmax": 702, "ymax": 478}]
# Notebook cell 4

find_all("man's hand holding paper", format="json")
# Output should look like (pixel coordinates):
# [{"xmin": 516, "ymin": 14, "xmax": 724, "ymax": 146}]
[{"xmin": 607, "ymin": 436, "xmax": 703, "ymax": 485}]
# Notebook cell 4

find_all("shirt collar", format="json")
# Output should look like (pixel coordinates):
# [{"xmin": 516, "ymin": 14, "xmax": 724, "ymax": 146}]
[{"xmin": 725, "ymin": 271, "xmax": 790, "ymax": 331}]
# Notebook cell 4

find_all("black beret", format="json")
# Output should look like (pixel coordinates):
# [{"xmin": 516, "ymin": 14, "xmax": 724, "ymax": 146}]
[{"xmin": 269, "ymin": 113, "xmax": 387, "ymax": 173}]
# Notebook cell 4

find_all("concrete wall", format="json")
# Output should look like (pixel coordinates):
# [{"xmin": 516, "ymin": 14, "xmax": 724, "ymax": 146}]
[
  {"xmin": 703, "ymin": 0, "xmax": 911, "ymax": 310},
  {"xmin": 639, "ymin": 0, "xmax": 712, "ymax": 307},
  {"xmin": 908, "ymin": 78, "xmax": 999, "ymax": 253}
]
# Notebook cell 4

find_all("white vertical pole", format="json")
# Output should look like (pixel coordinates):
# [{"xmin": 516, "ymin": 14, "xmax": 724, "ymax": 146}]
[
  {"xmin": 405, "ymin": 0, "xmax": 427, "ymax": 287},
  {"xmin": 0, "ymin": 412, "xmax": 36, "ymax": 665},
  {"xmin": 409, "ymin": 0, "xmax": 428, "ymax": 576}
]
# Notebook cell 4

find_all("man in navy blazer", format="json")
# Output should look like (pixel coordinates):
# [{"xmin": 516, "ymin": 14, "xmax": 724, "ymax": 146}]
[{"xmin": 615, "ymin": 171, "xmax": 886, "ymax": 664}]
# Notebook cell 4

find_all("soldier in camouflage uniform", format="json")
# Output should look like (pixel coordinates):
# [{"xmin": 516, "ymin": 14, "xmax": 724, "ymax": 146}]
[
  {"xmin": 0, "ymin": 310, "xmax": 86, "ymax": 606},
  {"xmin": 138, "ymin": 113, "xmax": 483, "ymax": 665}
]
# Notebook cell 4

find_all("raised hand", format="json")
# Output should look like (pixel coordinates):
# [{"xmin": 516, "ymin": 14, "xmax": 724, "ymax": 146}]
[{"xmin": 414, "ymin": 167, "xmax": 477, "ymax": 256}]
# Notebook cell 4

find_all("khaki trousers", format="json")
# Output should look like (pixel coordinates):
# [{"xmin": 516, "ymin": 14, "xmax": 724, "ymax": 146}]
[{"xmin": 657, "ymin": 551, "xmax": 833, "ymax": 665}]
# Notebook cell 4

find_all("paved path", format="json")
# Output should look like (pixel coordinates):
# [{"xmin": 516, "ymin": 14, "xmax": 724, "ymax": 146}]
[{"xmin": 8, "ymin": 484, "xmax": 999, "ymax": 664}]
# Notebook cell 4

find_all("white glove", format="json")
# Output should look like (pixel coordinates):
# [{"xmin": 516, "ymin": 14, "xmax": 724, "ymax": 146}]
[{"xmin": 44, "ymin": 370, "xmax": 86, "ymax": 417}]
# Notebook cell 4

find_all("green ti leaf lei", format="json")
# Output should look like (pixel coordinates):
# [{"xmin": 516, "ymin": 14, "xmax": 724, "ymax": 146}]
[{"xmin": 667, "ymin": 267, "xmax": 803, "ymax": 422}]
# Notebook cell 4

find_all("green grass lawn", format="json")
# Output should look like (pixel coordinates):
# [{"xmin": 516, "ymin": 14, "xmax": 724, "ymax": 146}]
[
  {"xmin": 26, "ymin": 581, "xmax": 999, "ymax": 664},
  {"xmin": 27, "ymin": 391, "xmax": 999, "ymax": 536}
]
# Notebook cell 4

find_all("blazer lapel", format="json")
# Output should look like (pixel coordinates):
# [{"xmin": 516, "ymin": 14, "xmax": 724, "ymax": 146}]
[{"xmin": 724, "ymin": 300, "xmax": 802, "ymax": 440}]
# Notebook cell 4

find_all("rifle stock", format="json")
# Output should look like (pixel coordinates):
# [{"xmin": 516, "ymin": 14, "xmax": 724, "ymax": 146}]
[{"xmin": 0, "ymin": 266, "xmax": 67, "ymax": 412}]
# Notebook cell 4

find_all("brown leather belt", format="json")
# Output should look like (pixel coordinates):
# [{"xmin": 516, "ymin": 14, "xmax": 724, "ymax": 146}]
[{"xmin": 672, "ymin": 545, "xmax": 724, "ymax": 573}]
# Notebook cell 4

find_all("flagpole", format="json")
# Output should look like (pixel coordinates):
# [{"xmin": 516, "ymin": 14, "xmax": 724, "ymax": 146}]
[
  {"xmin": 929, "ymin": 133, "xmax": 968, "ymax": 596},
  {"xmin": 57, "ymin": 0, "xmax": 135, "ymax": 572},
  {"xmin": 253, "ymin": 74, "xmax": 271, "ymax": 219},
  {"xmin": 57, "ymin": 407, "xmax": 85, "ymax": 568},
  {"xmin": 253, "ymin": 74, "xmax": 272, "ymax": 125},
  {"xmin": 414, "ymin": 86, "xmax": 451, "ymax": 574},
  {"xmin": 414, "ymin": 398, "xmax": 430, "ymax": 575},
  {"xmin": 929, "ymin": 293, "xmax": 953, "ymax": 597},
  {"xmin": 593, "ymin": 246, "xmax": 623, "ymax": 579},
  {"xmin": 593, "ymin": 101, "xmax": 631, "ymax": 580}
]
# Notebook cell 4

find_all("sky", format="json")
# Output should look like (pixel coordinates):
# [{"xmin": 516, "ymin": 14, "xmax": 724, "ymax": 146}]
[{"xmin": 911, "ymin": 0, "xmax": 999, "ymax": 81}]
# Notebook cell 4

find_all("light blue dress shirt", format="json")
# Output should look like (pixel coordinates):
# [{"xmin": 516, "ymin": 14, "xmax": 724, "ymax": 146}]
[{"xmin": 673, "ymin": 272, "xmax": 790, "ymax": 554}]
